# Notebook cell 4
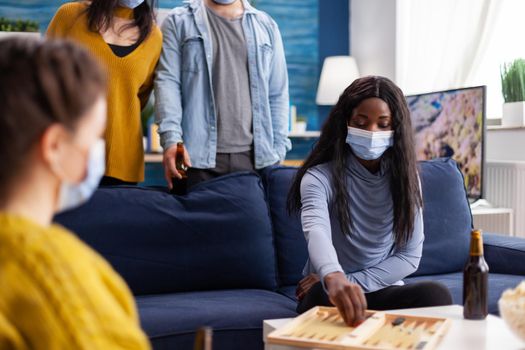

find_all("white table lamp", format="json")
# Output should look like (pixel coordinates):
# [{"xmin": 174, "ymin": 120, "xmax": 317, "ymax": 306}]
[{"xmin": 316, "ymin": 56, "xmax": 360, "ymax": 105}]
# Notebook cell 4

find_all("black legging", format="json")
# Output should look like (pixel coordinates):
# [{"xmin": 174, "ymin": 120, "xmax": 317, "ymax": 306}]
[{"xmin": 297, "ymin": 281, "xmax": 453, "ymax": 314}]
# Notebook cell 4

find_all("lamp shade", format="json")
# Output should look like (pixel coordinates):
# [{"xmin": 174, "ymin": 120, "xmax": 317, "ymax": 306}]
[{"xmin": 316, "ymin": 56, "xmax": 360, "ymax": 105}]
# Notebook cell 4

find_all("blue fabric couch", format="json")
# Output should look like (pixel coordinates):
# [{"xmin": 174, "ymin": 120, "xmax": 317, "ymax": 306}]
[{"xmin": 54, "ymin": 158, "xmax": 525, "ymax": 350}]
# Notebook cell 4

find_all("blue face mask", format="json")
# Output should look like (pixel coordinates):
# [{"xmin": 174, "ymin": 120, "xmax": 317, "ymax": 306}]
[
  {"xmin": 119, "ymin": 0, "xmax": 144, "ymax": 9},
  {"xmin": 212, "ymin": 0, "xmax": 237, "ymax": 4},
  {"xmin": 346, "ymin": 127, "xmax": 394, "ymax": 160},
  {"xmin": 57, "ymin": 139, "xmax": 106, "ymax": 213}
]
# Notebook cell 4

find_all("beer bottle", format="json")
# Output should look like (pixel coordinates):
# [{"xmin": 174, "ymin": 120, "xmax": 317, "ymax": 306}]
[
  {"xmin": 176, "ymin": 142, "xmax": 188, "ymax": 179},
  {"xmin": 193, "ymin": 327, "xmax": 213, "ymax": 350},
  {"xmin": 463, "ymin": 229, "xmax": 489, "ymax": 319},
  {"xmin": 171, "ymin": 142, "xmax": 188, "ymax": 195}
]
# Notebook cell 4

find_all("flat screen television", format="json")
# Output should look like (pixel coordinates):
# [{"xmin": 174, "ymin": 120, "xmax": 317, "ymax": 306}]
[{"xmin": 406, "ymin": 86, "xmax": 486, "ymax": 201}]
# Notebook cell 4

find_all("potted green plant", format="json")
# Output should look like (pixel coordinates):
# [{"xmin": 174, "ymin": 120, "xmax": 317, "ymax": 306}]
[
  {"xmin": 0, "ymin": 17, "xmax": 40, "ymax": 40},
  {"xmin": 501, "ymin": 58, "xmax": 525, "ymax": 126}
]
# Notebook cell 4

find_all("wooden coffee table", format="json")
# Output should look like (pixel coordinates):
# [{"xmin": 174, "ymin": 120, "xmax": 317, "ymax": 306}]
[{"xmin": 263, "ymin": 305, "xmax": 523, "ymax": 349}]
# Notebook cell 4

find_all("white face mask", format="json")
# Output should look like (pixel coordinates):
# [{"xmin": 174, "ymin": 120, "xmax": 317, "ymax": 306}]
[
  {"xmin": 57, "ymin": 139, "xmax": 106, "ymax": 213},
  {"xmin": 212, "ymin": 0, "xmax": 237, "ymax": 5},
  {"xmin": 346, "ymin": 127, "xmax": 394, "ymax": 160},
  {"xmin": 119, "ymin": 0, "xmax": 145, "ymax": 9}
]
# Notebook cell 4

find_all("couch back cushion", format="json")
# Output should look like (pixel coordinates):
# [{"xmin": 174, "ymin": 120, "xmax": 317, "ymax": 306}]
[
  {"xmin": 411, "ymin": 158, "xmax": 472, "ymax": 276},
  {"xmin": 261, "ymin": 167, "xmax": 308, "ymax": 286},
  {"xmin": 54, "ymin": 172, "xmax": 278, "ymax": 295},
  {"xmin": 263, "ymin": 158, "xmax": 472, "ymax": 284}
]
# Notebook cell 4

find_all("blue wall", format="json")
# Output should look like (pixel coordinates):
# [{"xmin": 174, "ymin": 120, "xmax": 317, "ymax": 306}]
[
  {"xmin": 257, "ymin": 0, "xmax": 319, "ymax": 130},
  {"xmin": 318, "ymin": 0, "xmax": 350, "ymax": 128}
]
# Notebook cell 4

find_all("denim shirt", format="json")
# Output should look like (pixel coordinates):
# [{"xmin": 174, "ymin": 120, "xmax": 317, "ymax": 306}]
[{"xmin": 154, "ymin": 0, "xmax": 291, "ymax": 169}]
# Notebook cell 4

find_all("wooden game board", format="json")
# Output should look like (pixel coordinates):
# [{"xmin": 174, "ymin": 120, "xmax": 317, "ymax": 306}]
[{"xmin": 267, "ymin": 307, "xmax": 451, "ymax": 350}]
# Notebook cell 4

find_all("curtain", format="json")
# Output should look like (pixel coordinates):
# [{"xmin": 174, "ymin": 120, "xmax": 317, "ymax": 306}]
[
  {"xmin": 396, "ymin": 0, "xmax": 502, "ymax": 93},
  {"xmin": 396, "ymin": 0, "xmax": 525, "ymax": 118}
]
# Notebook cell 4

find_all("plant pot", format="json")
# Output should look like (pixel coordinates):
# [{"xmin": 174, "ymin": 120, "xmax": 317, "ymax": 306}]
[
  {"xmin": 502, "ymin": 101, "xmax": 525, "ymax": 127},
  {"xmin": 294, "ymin": 121, "xmax": 307, "ymax": 133},
  {"xmin": 0, "ymin": 32, "xmax": 41, "ymax": 40}
]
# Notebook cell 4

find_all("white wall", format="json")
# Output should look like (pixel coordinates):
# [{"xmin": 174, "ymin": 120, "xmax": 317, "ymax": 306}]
[
  {"xmin": 350, "ymin": 0, "xmax": 396, "ymax": 80},
  {"xmin": 486, "ymin": 128, "xmax": 525, "ymax": 162}
]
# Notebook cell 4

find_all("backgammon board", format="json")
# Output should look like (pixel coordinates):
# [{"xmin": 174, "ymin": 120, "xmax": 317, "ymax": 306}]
[{"xmin": 267, "ymin": 307, "xmax": 451, "ymax": 350}]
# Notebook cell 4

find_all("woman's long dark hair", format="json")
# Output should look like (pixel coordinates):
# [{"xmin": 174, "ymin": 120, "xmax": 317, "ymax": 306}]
[
  {"xmin": 86, "ymin": 0, "xmax": 157, "ymax": 44},
  {"xmin": 287, "ymin": 76, "xmax": 422, "ymax": 247}
]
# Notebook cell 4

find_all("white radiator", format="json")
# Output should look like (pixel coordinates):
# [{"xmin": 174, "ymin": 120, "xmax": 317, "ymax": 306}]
[
  {"xmin": 471, "ymin": 207, "xmax": 513, "ymax": 236},
  {"xmin": 485, "ymin": 160, "xmax": 525, "ymax": 237}
]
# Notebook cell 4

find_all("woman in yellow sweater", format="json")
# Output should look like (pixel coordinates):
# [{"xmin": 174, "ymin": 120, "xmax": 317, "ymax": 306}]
[
  {"xmin": 47, "ymin": 0, "xmax": 162, "ymax": 185},
  {"xmin": 0, "ymin": 38, "xmax": 150, "ymax": 349}
]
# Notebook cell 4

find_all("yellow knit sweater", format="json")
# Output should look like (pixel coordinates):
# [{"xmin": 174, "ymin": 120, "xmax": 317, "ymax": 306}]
[
  {"xmin": 47, "ymin": 2, "xmax": 162, "ymax": 182},
  {"xmin": 0, "ymin": 213, "xmax": 150, "ymax": 349}
]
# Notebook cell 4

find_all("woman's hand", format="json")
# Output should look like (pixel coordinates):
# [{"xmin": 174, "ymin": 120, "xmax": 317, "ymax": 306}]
[
  {"xmin": 296, "ymin": 274, "xmax": 320, "ymax": 301},
  {"xmin": 324, "ymin": 272, "xmax": 367, "ymax": 326}
]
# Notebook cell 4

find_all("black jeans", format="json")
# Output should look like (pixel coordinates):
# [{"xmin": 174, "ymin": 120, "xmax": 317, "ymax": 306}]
[
  {"xmin": 186, "ymin": 150, "xmax": 256, "ymax": 189},
  {"xmin": 99, "ymin": 176, "xmax": 137, "ymax": 187},
  {"xmin": 297, "ymin": 281, "xmax": 453, "ymax": 314}
]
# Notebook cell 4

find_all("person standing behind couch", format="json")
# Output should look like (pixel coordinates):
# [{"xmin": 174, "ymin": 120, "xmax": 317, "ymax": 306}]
[
  {"xmin": 0, "ymin": 38, "xmax": 150, "ymax": 349},
  {"xmin": 47, "ymin": 0, "xmax": 162, "ymax": 186},
  {"xmin": 155, "ymin": 0, "xmax": 291, "ymax": 190}
]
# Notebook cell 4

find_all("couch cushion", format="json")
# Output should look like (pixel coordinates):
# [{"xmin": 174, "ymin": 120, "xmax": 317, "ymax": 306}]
[
  {"xmin": 405, "ymin": 272, "xmax": 523, "ymax": 315},
  {"xmin": 54, "ymin": 172, "xmax": 278, "ymax": 295},
  {"xmin": 137, "ymin": 289, "xmax": 297, "ymax": 350},
  {"xmin": 277, "ymin": 285, "xmax": 298, "ymax": 304},
  {"xmin": 411, "ymin": 158, "xmax": 472, "ymax": 276},
  {"xmin": 261, "ymin": 166, "xmax": 308, "ymax": 286}
]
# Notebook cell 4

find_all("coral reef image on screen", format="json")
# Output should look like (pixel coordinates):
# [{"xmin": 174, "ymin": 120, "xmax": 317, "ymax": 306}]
[{"xmin": 407, "ymin": 88, "xmax": 484, "ymax": 198}]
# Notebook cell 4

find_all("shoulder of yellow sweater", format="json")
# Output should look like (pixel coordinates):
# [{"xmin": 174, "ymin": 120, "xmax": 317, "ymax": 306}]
[
  {"xmin": 0, "ymin": 216, "xmax": 94, "ymax": 267},
  {"xmin": 147, "ymin": 24, "xmax": 163, "ymax": 50},
  {"xmin": 151, "ymin": 24, "xmax": 163, "ymax": 38},
  {"xmin": 49, "ymin": 1, "xmax": 89, "ymax": 33},
  {"xmin": 56, "ymin": 1, "xmax": 89, "ymax": 17},
  {"xmin": 2, "ymin": 221, "xmax": 128, "ymax": 298}
]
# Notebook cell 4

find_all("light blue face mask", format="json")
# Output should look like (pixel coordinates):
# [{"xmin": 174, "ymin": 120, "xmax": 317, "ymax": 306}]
[
  {"xmin": 119, "ymin": 0, "xmax": 145, "ymax": 9},
  {"xmin": 212, "ymin": 0, "xmax": 237, "ymax": 4},
  {"xmin": 57, "ymin": 139, "xmax": 106, "ymax": 213},
  {"xmin": 346, "ymin": 127, "xmax": 394, "ymax": 160}
]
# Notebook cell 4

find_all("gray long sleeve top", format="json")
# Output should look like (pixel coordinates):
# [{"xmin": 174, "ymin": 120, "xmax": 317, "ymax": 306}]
[{"xmin": 300, "ymin": 152, "xmax": 424, "ymax": 293}]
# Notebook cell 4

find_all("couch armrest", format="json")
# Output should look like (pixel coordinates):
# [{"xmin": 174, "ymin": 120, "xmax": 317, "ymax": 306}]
[{"xmin": 483, "ymin": 233, "xmax": 525, "ymax": 275}]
